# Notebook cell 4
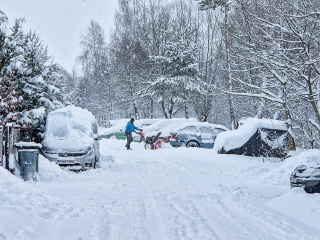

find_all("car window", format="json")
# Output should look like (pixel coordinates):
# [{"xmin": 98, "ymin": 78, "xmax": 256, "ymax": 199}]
[
  {"xmin": 179, "ymin": 126, "xmax": 196, "ymax": 133},
  {"xmin": 213, "ymin": 128, "xmax": 225, "ymax": 135},
  {"xmin": 200, "ymin": 127, "xmax": 214, "ymax": 134}
]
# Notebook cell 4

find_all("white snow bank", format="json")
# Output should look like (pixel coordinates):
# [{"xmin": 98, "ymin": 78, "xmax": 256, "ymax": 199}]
[
  {"xmin": 264, "ymin": 149, "xmax": 320, "ymax": 187},
  {"xmin": 267, "ymin": 187, "xmax": 320, "ymax": 232},
  {"xmin": 213, "ymin": 118, "xmax": 287, "ymax": 153}
]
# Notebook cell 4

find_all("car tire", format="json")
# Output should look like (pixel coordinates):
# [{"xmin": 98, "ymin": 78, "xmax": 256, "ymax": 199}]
[
  {"xmin": 172, "ymin": 145, "xmax": 180, "ymax": 148},
  {"xmin": 186, "ymin": 141, "xmax": 200, "ymax": 148}
]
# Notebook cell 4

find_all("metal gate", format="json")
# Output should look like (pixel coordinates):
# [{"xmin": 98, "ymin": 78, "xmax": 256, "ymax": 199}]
[{"xmin": 1, "ymin": 124, "xmax": 20, "ymax": 170}]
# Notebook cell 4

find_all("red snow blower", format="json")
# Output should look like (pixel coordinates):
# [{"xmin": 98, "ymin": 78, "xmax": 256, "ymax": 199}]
[{"xmin": 144, "ymin": 132, "xmax": 162, "ymax": 150}]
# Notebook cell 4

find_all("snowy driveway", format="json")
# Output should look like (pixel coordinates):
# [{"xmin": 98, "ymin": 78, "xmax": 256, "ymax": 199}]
[{"xmin": 1, "ymin": 139, "xmax": 320, "ymax": 240}]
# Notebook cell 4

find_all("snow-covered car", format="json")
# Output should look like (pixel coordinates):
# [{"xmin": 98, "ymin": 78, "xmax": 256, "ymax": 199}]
[
  {"xmin": 132, "ymin": 118, "xmax": 198, "ymax": 142},
  {"xmin": 290, "ymin": 164, "xmax": 320, "ymax": 193},
  {"xmin": 100, "ymin": 118, "xmax": 160, "ymax": 140},
  {"xmin": 143, "ymin": 120, "xmax": 198, "ymax": 143},
  {"xmin": 170, "ymin": 122, "xmax": 229, "ymax": 148},
  {"xmin": 41, "ymin": 106, "xmax": 101, "ymax": 170},
  {"xmin": 214, "ymin": 118, "xmax": 290, "ymax": 158},
  {"xmin": 99, "ymin": 119, "xmax": 129, "ymax": 140}
]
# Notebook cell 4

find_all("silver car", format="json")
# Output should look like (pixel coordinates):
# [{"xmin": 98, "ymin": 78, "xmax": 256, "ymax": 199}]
[{"xmin": 41, "ymin": 106, "xmax": 101, "ymax": 171}]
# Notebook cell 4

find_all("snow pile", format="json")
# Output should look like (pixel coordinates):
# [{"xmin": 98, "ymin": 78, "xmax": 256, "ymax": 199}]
[
  {"xmin": 213, "ymin": 118, "xmax": 287, "ymax": 153},
  {"xmin": 265, "ymin": 149, "xmax": 320, "ymax": 231},
  {"xmin": 42, "ymin": 106, "xmax": 97, "ymax": 152},
  {"xmin": 267, "ymin": 188, "xmax": 320, "ymax": 231},
  {"xmin": 0, "ymin": 165, "xmax": 68, "ymax": 240},
  {"xmin": 264, "ymin": 149, "xmax": 320, "ymax": 187},
  {"xmin": 38, "ymin": 155, "xmax": 69, "ymax": 180}
]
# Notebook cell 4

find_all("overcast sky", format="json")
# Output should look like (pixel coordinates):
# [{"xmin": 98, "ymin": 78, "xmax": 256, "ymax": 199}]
[{"xmin": 1, "ymin": 0, "xmax": 118, "ymax": 73}]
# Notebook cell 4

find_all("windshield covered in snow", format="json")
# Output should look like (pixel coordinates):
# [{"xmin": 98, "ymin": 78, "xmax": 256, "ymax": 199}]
[{"xmin": 180, "ymin": 126, "xmax": 196, "ymax": 133}]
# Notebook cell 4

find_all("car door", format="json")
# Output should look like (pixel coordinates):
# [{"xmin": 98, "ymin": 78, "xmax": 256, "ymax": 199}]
[
  {"xmin": 178, "ymin": 126, "xmax": 197, "ymax": 143},
  {"xmin": 200, "ymin": 127, "xmax": 215, "ymax": 148}
]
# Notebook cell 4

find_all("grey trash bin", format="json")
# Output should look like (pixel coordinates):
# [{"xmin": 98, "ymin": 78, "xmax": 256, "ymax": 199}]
[{"xmin": 15, "ymin": 143, "xmax": 41, "ymax": 181}]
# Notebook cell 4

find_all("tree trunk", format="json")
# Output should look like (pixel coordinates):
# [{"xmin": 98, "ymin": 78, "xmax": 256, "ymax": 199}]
[
  {"xmin": 161, "ymin": 101, "xmax": 169, "ymax": 119},
  {"xmin": 184, "ymin": 89, "xmax": 189, "ymax": 119},
  {"xmin": 224, "ymin": 0, "xmax": 236, "ymax": 129}
]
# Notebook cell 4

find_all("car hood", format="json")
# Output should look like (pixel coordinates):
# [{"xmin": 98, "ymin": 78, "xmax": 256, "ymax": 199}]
[{"xmin": 42, "ymin": 137, "xmax": 94, "ymax": 153}]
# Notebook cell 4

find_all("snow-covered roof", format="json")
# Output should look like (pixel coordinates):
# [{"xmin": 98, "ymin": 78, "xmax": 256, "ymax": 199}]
[{"xmin": 213, "ymin": 118, "xmax": 287, "ymax": 153}]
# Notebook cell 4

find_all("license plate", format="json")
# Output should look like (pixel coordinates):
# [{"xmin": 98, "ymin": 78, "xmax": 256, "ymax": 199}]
[{"xmin": 57, "ymin": 159, "xmax": 74, "ymax": 164}]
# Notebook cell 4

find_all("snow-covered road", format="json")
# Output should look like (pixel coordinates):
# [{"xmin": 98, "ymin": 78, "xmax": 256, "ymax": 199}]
[{"xmin": 1, "ymin": 139, "xmax": 320, "ymax": 240}]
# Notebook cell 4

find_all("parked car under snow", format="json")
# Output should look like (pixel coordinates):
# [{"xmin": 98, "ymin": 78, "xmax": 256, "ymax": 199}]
[
  {"xmin": 132, "ymin": 118, "xmax": 198, "ymax": 142},
  {"xmin": 214, "ymin": 118, "xmax": 290, "ymax": 158},
  {"xmin": 170, "ymin": 122, "xmax": 229, "ymax": 148},
  {"xmin": 290, "ymin": 164, "xmax": 320, "ymax": 193},
  {"xmin": 41, "ymin": 106, "xmax": 101, "ymax": 170}
]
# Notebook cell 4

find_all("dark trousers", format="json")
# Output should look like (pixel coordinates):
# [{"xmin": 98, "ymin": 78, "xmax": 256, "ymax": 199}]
[{"xmin": 125, "ymin": 132, "xmax": 133, "ymax": 149}]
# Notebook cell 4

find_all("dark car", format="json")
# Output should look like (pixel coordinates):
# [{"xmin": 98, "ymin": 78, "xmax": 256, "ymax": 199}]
[{"xmin": 290, "ymin": 164, "xmax": 320, "ymax": 193}]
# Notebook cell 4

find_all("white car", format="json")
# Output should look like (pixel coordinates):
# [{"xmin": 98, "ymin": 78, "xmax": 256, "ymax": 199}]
[
  {"xmin": 41, "ymin": 106, "xmax": 101, "ymax": 170},
  {"xmin": 133, "ymin": 118, "xmax": 198, "ymax": 142}
]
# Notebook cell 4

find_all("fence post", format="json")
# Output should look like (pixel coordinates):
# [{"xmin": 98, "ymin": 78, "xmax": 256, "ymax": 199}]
[
  {"xmin": 5, "ymin": 123, "xmax": 13, "ymax": 170},
  {"xmin": 0, "ymin": 126, "xmax": 3, "ymax": 167}
]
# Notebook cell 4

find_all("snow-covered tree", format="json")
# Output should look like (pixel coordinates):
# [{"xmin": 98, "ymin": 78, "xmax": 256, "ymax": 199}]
[{"xmin": 145, "ymin": 37, "xmax": 204, "ymax": 119}]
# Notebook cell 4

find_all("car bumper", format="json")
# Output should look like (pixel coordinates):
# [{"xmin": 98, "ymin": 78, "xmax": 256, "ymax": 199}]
[
  {"xmin": 290, "ymin": 178, "xmax": 320, "ymax": 188},
  {"xmin": 41, "ymin": 149, "xmax": 96, "ymax": 170}
]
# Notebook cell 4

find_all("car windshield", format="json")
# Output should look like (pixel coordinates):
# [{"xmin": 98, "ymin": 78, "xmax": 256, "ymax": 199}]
[{"xmin": 49, "ymin": 123, "xmax": 68, "ymax": 138}]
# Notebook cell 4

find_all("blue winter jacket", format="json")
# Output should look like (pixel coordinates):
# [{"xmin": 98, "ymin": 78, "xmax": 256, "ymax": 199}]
[{"xmin": 125, "ymin": 122, "xmax": 139, "ymax": 133}]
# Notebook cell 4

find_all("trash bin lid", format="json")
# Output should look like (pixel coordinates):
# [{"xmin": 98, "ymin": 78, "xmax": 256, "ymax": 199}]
[{"xmin": 15, "ymin": 142, "xmax": 42, "ymax": 150}]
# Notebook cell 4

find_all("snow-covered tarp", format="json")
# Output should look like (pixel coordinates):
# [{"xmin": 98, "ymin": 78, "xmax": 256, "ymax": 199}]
[
  {"xmin": 213, "ymin": 118, "xmax": 289, "ymax": 157},
  {"xmin": 42, "ymin": 106, "xmax": 97, "ymax": 152}
]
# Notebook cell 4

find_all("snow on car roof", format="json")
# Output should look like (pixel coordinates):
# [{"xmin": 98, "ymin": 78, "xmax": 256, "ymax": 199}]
[
  {"xmin": 173, "ymin": 122, "xmax": 229, "ymax": 132},
  {"xmin": 43, "ymin": 106, "xmax": 97, "ymax": 151},
  {"xmin": 213, "ymin": 118, "xmax": 287, "ymax": 153},
  {"xmin": 142, "ymin": 118, "xmax": 198, "ymax": 134}
]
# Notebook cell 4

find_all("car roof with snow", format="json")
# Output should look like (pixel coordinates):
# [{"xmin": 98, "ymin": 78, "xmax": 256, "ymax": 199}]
[
  {"xmin": 173, "ymin": 122, "xmax": 229, "ymax": 132},
  {"xmin": 142, "ymin": 118, "xmax": 198, "ymax": 133}
]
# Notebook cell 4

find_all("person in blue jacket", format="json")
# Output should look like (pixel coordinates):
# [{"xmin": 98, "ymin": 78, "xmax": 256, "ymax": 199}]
[{"xmin": 125, "ymin": 118, "xmax": 140, "ymax": 150}]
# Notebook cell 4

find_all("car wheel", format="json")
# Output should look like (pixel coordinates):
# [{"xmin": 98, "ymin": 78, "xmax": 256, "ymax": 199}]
[
  {"xmin": 186, "ymin": 141, "xmax": 200, "ymax": 148},
  {"xmin": 109, "ymin": 134, "xmax": 116, "ymax": 139},
  {"xmin": 145, "ymin": 143, "xmax": 152, "ymax": 149}
]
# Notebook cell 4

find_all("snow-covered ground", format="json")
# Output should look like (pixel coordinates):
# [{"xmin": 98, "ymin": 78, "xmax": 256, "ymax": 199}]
[{"xmin": 1, "ymin": 139, "xmax": 320, "ymax": 240}]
